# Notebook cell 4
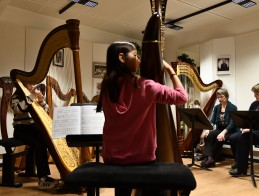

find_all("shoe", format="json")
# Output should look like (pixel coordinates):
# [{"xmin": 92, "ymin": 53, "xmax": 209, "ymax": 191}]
[
  {"xmin": 206, "ymin": 156, "xmax": 216, "ymax": 168},
  {"xmin": 38, "ymin": 176, "xmax": 59, "ymax": 190},
  {"xmin": 200, "ymin": 156, "xmax": 215, "ymax": 169},
  {"xmin": 229, "ymin": 168, "xmax": 247, "ymax": 176},
  {"xmin": 200, "ymin": 157, "xmax": 208, "ymax": 168}
]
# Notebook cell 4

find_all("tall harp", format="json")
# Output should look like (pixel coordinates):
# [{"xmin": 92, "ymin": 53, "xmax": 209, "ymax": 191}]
[
  {"xmin": 141, "ymin": 0, "xmax": 183, "ymax": 163},
  {"xmin": 10, "ymin": 19, "xmax": 82, "ymax": 179},
  {"xmin": 171, "ymin": 62, "xmax": 223, "ymax": 154},
  {"xmin": 46, "ymin": 75, "xmax": 77, "ymax": 118}
]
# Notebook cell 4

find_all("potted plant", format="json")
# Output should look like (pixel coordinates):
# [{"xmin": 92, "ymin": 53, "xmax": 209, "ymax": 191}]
[{"xmin": 177, "ymin": 53, "xmax": 196, "ymax": 67}]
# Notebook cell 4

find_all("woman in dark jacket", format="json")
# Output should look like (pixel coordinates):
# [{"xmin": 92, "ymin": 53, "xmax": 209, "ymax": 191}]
[
  {"xmin": 229, "ymin": 83, "xmax": 259, "ymax": 176},
  {"xmin": 201, "ymin": 88, "xmax": 238, "ymax": 169}
]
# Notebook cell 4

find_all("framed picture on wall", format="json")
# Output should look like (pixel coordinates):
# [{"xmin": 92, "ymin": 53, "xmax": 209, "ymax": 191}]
[
  {"xmin": 53, "ymin": 49, "xmax": 64, "ymax": 67},
  {"xmin": 217, "ymin": 56, "xmax": 230, "ymax": 75},
  {"xmin": 92, "ymin": 78, "xmax": 102, "ymax": 96},
  {"xmin": 92, "ymin": 62, "xmax": 106, "ymax": 78}
]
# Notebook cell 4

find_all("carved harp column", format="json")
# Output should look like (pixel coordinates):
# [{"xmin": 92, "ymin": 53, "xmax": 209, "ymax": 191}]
[
  {"xmin": 172, "ymin": 62, "xmax": 223, "ymax": 154},
  {"xmin": 10, "ymin": 19, "xmax": 82, "ymax": 179}
]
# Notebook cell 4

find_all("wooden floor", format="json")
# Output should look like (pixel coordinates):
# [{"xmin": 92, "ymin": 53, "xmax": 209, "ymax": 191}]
[{"xmin": 1, "ymin": 158, "xmax": 259, "ymax": 196}]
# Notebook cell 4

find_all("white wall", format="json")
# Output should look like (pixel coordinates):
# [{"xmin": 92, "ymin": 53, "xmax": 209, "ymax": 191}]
[
  {"xmin": 212, "ymin": 37, "xmax": 236, "ymax": 104},
  {"xmin": 0, "ymin": 22, "xmax": 26, "ymax": 155},
  {"xmin": 199, "ymin": 40, "xmax": 214, "ymax": 108},
  {"xmin": 235, "ymin": 31, "xmax": 259, "ymax": 110},
  {"xmin": 192, "ymin": 32, "xmax": 259, "ymax": 111},
  {"xmin": 200, "ymin": 37, "xmax": 237, "ymax": 108}
]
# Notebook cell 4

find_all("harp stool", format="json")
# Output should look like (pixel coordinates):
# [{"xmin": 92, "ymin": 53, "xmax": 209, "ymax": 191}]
[
  {"xmin": 65, "ymin": 135, "xmax": 197, "ymax": 196},
  {"xmin": 64, "ymin": 162, "xmax": 196, "ymax": 196}
]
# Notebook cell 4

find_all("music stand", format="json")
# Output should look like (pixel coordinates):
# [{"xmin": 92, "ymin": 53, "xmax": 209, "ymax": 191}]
[
  {"xmin": 230, "ymin": 111, "xmax": 259, "ymax": 188},
  {"xmin": 178, "ymin": 108, "xmax": 213, "ymax": 169}
]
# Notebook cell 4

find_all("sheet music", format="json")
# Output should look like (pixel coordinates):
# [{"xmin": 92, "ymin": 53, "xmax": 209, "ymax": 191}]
[
  {"xmin": 81, "ymin": 105, "xmax": 104, "ymax": 134},
  {"xmin": 52, "ymin": 104, "xmax": 104, "ymax": 138},
  {"xmin": 52, "ymin": 106, "xmax": 81, "ymax": 138}
]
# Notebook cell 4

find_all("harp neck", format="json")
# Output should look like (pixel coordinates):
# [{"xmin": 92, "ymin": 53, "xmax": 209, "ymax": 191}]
[
  {"xmin": 10, "ymin": 19, "xmax": 82, "ymax": 101},
  {"xmin": 171, "ymin": 62, "xmax": 223, "ymax": 92}
]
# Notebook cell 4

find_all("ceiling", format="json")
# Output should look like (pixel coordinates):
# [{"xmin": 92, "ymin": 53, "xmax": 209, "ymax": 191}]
[{"xmin": 1, "ymin": 0, "xmax": 259, "ymax": 46}]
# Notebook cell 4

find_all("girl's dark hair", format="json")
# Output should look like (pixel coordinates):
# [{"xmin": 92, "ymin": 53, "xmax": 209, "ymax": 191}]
[{"xmin": 96, "ymin": 41, "xmax": 136, "ymax": 112}]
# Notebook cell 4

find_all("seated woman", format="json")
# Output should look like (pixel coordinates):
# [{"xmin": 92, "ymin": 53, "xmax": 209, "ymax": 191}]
[
  {"xmin": 201, "ymin": 88, "xmax": 238, "ymax": 169},
  {"xmin": 229, "ymin": 83, "xmax": 259, "ymax": 176}
]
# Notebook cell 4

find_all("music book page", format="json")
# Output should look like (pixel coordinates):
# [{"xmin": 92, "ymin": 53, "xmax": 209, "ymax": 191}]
[{"xmin": 52, "ymin": 104, "xmax": 104, "ymax": 139}]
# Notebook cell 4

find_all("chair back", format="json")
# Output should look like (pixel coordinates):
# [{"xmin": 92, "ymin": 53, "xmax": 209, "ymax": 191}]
[{"xmin": 0, "ymin": 77, "xmax": 15, "ymax": 140}]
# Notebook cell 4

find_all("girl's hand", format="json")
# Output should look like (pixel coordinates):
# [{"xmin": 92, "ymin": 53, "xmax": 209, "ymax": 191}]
[
  {"xmin": 163, "ymin": 60, "xmax": 176, "ymax": 75},
  {"xmin": 34, "ymin": 89, "xmax": 44, "ymax": 102}
]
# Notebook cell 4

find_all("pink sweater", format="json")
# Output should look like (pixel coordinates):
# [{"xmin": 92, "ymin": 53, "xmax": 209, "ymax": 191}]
[{"xmin": 102, "ymin": 76, "xmax": 188, "ymax": 164}]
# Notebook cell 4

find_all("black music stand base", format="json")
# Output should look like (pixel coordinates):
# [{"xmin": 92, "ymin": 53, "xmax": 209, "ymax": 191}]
[
  {"xmin": 230, "ymin": 111, "xmax": 259, "ymax": 188},
  {"xmin": 248, "ymin": 128, "xmax": 259, "ymax": 188},
  {"xmin": 250, "ymin": 173, "xmax": 259, "ymax": 188},
  {"xmin": 187, "ymin": 122, "xmax": 212, "ymax": 171},
  {"xmin": 178, "ymin": 108, "xmax": 213, "ymax": 171}
]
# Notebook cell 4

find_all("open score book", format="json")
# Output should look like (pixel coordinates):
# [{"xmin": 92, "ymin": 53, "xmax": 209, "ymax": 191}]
[{"xmin": 52, "ymin": 104, "xmax": 104, "ymax": 139}]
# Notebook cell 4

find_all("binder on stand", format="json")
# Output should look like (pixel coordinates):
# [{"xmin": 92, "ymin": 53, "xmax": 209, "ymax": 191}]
[
  {"xmin": 178, "ymin": 108, "xmax": 213, "ymax": 169},
  {"xmin": 230, "ymin": 111, "xmax": 259, "ymax": 188}
]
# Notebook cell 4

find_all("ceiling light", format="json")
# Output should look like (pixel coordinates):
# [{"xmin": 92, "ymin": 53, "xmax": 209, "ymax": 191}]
[
  {"xmin": 71, "ymin": 0, "xmax": 98, "ymax": 7},
  {"xmin": 60, "ymin": 0, "xmax": 98, "ymax": 14},
  {"xmin": 232, "ymin": 0, "xmax": 257, "ymax": 8},
  {"xmin": 165, "ymin": 23, "xmax": 183, "ymax": 30}
]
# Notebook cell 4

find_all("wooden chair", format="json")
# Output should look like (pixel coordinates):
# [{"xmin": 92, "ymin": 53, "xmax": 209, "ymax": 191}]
[{"xmin": 0, "ymin": 77, "xmax": 44, "ymax": 187}]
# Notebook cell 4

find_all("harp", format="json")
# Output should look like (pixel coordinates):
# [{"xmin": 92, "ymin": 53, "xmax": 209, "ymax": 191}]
[
  {"xmin": 10, "ymin": 19, "xmax": 82, "ymax": 179},
  {"xmin": 141, "ymin": 0, "xmax": 183, "ymax": 163},
  {"xmin": 171, "ymin": 62, "xmax": 223, "ymax": 154},
  {"xmin": 46, "ymin": 75, "xmax": 77, "ymax": 118}
]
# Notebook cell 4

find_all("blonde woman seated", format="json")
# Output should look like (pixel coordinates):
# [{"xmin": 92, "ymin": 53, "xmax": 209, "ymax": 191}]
[{"xmin": 201, "ymin": 88, "xmax": 238, "ymax": 169}]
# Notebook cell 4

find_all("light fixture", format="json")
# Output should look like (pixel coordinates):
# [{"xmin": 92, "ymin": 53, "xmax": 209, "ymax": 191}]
[
  {"xmin": 164, "ymin": 0, "xmax": 257, "ymax": 30},
  {"xmin": 165, "ymin": 23, "xmax": 183, "ymax": 30},
  {"xmin": 59, "ymin": 0, "xmax": 98, "ymax": 14},
  {"xmin": 71, "ymin": 0, "xmax": 98, "ymax": 8},
  {"xmin": 232, "ymin": 0, "xmax": 257, "ymax": 8}
]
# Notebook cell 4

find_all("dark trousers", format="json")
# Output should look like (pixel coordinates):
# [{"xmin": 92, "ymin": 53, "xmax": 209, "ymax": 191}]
[
  {"xmin": 204, "ymin": 129, "xmax": 236, "ymax": 160},
  {"xmin": 228, "ymin": 131, "xmax": 242, "ymax": 161},
  {"xmin": 235, "ymin": 131, "xmax": 259, "ymax": 170},
  {"xmin": 13, "ymin": 124, "xmax": 50, "ymax": 178}
]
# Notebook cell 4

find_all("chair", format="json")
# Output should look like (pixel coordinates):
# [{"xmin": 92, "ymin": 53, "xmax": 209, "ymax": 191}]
[
  {"xmin": 64, "ymin": 134, "xmax": 197, "ymax": 196},
  {"xmin": 0, "ymin": 77, "xmax": 40, "ymax": 187}
]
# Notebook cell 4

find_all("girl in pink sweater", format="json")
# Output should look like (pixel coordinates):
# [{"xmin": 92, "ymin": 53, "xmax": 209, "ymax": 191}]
[{"xmin": 96, "ymin": 41, "xmax": 188, "ymax": 195}]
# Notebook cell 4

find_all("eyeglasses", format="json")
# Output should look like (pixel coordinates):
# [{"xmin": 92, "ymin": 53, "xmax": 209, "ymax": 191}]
[{"xmin": 217, "ymin": 95, "xmax": 226, "ymax": 99}]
